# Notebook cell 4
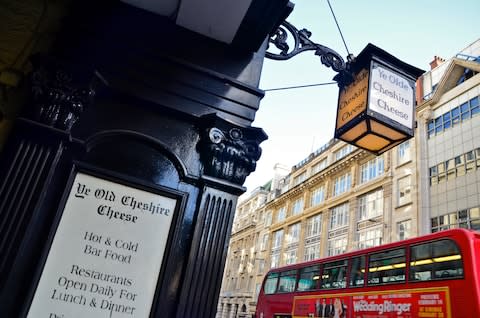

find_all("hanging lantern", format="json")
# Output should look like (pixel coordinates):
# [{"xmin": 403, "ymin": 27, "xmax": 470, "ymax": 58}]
[{"xmin": 335, "ymin": 43, "xmax": 424, "ymax": 155}]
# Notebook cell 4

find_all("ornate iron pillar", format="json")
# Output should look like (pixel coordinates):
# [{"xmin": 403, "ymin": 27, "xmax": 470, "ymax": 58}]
[
  {"xmin": 0, "ymin": 55, "xmax": 98, "ymax": 314},
  {"xmin": 0, "ymin": 2, "xmax": 268, "ymax": 318}
]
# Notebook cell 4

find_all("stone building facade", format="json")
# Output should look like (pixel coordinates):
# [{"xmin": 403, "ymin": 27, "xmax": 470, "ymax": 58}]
[
  {"xmin": 0, "ymin": 1, "xmax": 292, "ymax": 316},
  {"xmin": 217, "ymin": 137, "xmax": 419, "ymax": 317},
  {"xmin": 217, "ymin": 38, "xmax": 480, "ymax": 318},
  {"xmin": 217, "ymin": 164, "xmax": 289, "ymax": 318}
]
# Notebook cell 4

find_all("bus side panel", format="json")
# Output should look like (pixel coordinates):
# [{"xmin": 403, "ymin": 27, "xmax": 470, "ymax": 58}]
[
  {"xmin": 257, "ymin": 293, "xmax": 294, "ymax": 318},
  {"xmin": 451, "ymin": 231, "xmax": 480, "ymax": 317},
  {"xmin": 472, "ymin": 233, "xmax": 480, "ymax": 314}
]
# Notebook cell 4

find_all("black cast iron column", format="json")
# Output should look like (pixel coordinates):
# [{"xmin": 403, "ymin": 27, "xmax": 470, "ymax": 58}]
[{"xmin": 0, "ymin": 2, "xmax": 268, "ymax": 317}]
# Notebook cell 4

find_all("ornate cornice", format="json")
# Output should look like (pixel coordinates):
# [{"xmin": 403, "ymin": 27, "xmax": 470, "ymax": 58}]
[
  {"xmin": 418, "ymin": 107, "xmax": 434, "ymax": 123},
  {"xmin": 299, "ymin": 149, "xmax": 369, "ymax": 189},
  {"xmin": 263, "ymin": 149, "xmax": 370, "ymax": 210},
  {"xmin": 29, "ymin": 55, "xmax": 96, "ymax": 131},
  {"xmin": 198, "ymin": 114, "xmax": 267, "ymax": 185}
]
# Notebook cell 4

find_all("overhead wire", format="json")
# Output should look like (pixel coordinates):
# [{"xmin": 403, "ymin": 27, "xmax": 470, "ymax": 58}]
[
  {"xmin": 326, "ymin": 0, "xmax": 351, "ymax": 56},
  {"xmin": 264, "ymin": 1, "xmax": 351, "ymax": 92},
  {"xmin": 263, "ymin": 81, "xmax": 337, "ymax": 92}
]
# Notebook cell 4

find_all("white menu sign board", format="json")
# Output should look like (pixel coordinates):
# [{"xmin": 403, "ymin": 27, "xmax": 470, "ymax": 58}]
[
  {"xmin": 27, "ymin": 172, "xmax": 176, "ymax": 318},
  {"xmin": 369, "ymin": 61, "xmax": 415, "ymax": 129}
]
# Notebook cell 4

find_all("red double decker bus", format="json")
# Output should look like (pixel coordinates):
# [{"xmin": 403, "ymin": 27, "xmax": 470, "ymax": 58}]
[{"xmin": 256, "ymin": 229, "xmax": 480, "ymax": 318}]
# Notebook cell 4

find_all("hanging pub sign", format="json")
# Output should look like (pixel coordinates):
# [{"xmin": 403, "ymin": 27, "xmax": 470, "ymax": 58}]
[{"xmin": 334, "ymin": 43, "xmax": 425, "ymax": 155}]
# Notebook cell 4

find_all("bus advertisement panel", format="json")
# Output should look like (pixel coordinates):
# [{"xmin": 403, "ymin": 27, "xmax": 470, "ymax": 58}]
[
  {"xmin": 256, "ymin": 229, "xmax": 480, "ymax": 318},
  {"xmin": 292, "ymin": 287, "xmax": 450, "ymax": 318}
]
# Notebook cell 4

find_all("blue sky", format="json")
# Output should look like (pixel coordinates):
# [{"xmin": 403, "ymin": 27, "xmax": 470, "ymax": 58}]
[{"xmin": 243, "ymin": 0, "xmax": 480, "ymax": 192}]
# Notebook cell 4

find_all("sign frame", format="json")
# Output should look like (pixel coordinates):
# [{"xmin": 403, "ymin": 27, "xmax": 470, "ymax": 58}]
[
  {"xmin": 335, "ymin": 67, "xmax": 370, "ymax": 133},
  {"xmin": 335, "ymin": 56, "xmax": 416, "ymax": 140},
  {"xmin": 334, "ymin": 43, "xmax": 424, "ymax": 155},
  {"xmin": 21, "ymin": 162, "xmax": 188, "ymax": 318},
  {"xmin": 366, "ymin": 56, "xmax": 416, "ymax": 136}
]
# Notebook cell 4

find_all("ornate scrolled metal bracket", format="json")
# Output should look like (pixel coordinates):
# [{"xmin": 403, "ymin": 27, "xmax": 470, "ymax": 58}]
[{"xmin": 266, "ymin": 20, "xmax": 355, "ymax": 87}]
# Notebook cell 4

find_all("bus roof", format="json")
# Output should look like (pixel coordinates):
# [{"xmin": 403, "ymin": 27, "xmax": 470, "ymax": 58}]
[{"xmin": 266, "ymin": 228, "xmax": 479, "ymax": 274}]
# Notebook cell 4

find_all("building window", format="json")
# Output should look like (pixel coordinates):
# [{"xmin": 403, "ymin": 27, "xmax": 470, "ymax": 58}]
[
  {"xmin": 257, "ymin": 260, "xmax": 265, "ymax": 274},
  {"xmin": 240, "ymin": 276, "xmax": 246, "ymax": 290},
  {"xmin": 293, "ymin": 172, "xmax": 307, "ymax": 186},
  {"xmin": 312, "ymin": 158, "xmax": 327, "ymax": 174},
  {"xmin": 429, "ymin": 166, "xmax": 438, "ymax": 185},
  {"xmin": 333, "ymin": 173, "xmax": 351, "ymax": 196},
  {"xmin": 460, "ymin": 101, "xmax": 470, "ymax": 120},
  {"xmin": 277, "ymin": 206, "xmax": 286, "ymax": 222},
  {"xmin": 443, "ymin": 112, "xmax": 451, "ymax": 130},
  {"xmin": 336, "ymin": 144, "xmax": 354, "ymax": 161},
  {"xmin": 429, "ymin": 147, "xmax": 480, "ymax": 185},
  {"xmin": 330, "ymin": 202, "xmax": 349, "ymax": 230},
  {"xmin": 232, "ymin": 256, "xmax": 240, "ymax": 275},
  {"xmin": 356, "ymin": 226, "xmax": 383, "ymax": 249},
  {"xmin": 437, "ymin": 162, "xmax": 446, "ymax": 184},
  {"xmin": 304, "ymin": 244, "xmax": 320, "ymax": 261},
  {"xmin": 358, "ymin": 188, "xmax": 384, "ymax": 221},
  {"xmin": 466, "ymin": 150, "xmax": 476, "ymax": 172},
  {"xmin": 398, "ymin": 175, "xmax": 412, "ymax": 206},
  {"xmin": 334, "ymin": 144, "xmax": 353, "ymax": 161},
  {"xmin": 270, "ymin": 253, "xmax": 280, "ymax": 268},
  {"xmin": 397, "ymin": 140, "xmax": 411, "ymax": 164},
  {"xmin": 265, "ymin": 211, "xmax": 272, "ymax": 226},
  {"xmin": 306, "ymin": 214, "xmax": 322, "ymax": 238},
  {"xmin": 260, "ymin": 233, "xmax": 269, "ymax": 250},
  {"xmin": 471, "ymin": 96, "xmax": 480, "ymax": 116},
  {"xmin": 452, "ymin": 106, "xmax": 460, "ymax": 125},
  {"xmin": 287, "ymin": 223, "xmax": 301, "ymax": 245},
  {"xmin": 446, "ymin": 158, "xmax": 455, "ymax": 180},
  {"xmin": 255, "ymin": 283, "xmax": 262, "ymax": 299},
  {"xmin": 434, "ymin": 112, "xmax": 444, "ymax": 133},
  {"xmin": 311, "ymin": 186, "xmax": 325, "ymax": 207},
  {"xmin": 431, "ymin": 207, "xmax": 480, "ymax": 232},
  {"xmin": 427, "ymin": 120, "xmax": 434, "ymax": 138},
  {"xmin": 327, "ymin": 235, "xmax": 347, "ymax": 256},
  {"xmin": 456, "ymin": 154, "xmax": 466, "ymax": 176},
  {"xmin": 272, "ymin": 229, "xmax": 283, "ymax": 249},
  {"xmin": 291, "ymin": 197, "xmax": 304, "ymax": 215},
  {"xmin": 285, "ymin": 249, "xmax": 297, "ymax": 265},
  {"xmin": 397, "ymin": 220, "xmax": 412, "ymax": 240},
  {"xmin": 427, "ymin": 95, "xmax": 480, "ymax": 138},
  {"xmin": 360, "ymin": 157, "xmax": 384, "ymax": 184}
]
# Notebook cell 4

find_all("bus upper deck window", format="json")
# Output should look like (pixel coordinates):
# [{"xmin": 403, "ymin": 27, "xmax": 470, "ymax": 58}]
[
  {"xmin": 349, "ymin": 256, "xmax": 366, "ymax": 287},
  {"xmin": 264, "ymin": 273, "xmax": 279, "ymax": 294},
  {"xmin": 297, "ymin": 265, "xmax": 321, "ymax": 291},
  {"xmin": 368, "ymin": 248, "xmax": 406, "ymax": 285},
  {"xmin": 278, "ymin": 270, "xmax": 297, "ymax": 293},
  {"xmin": 410, "ymin": 239, "xmax": 463, "ymax": 281},
  {"xmin": 321, "ymin": 260, "xmax": 348, "ymax": 289}
]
